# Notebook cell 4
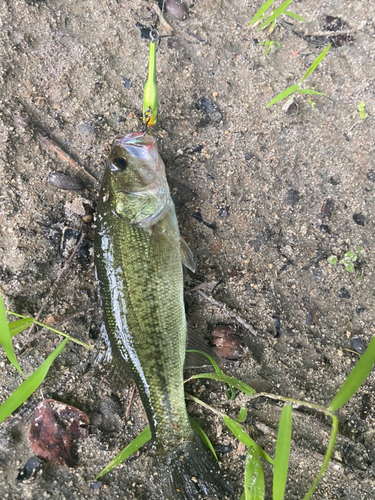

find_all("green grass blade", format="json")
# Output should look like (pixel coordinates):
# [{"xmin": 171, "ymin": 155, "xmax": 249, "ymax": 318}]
[
  {"xmin": 237, "ymin": 407, "xmax": 248, "ymax": 423},
  {"xmin": 244, "ymin": 446, "xmax": 265, "ymax": 500},
  {"xmin": 223, "ymin": 415, "xmax": 274, "ymax": 465},
  {"xmin": 191, "ymin": 372, "xmax": 256, "ymax": 397},
  {"xmin": 96, "ymin": 426, "xmax": 152, "ymax": 478},
  {"xmin": 266, "ymin": 84, "xmax": 299, "ymax": 107},
  {"xmin": 249, "ymin": 0, "xmax": 275, "ymax": 26},
  {"xmin": 273, "ymin": 404, "xmax": 292, "ymax": 500},
  {"xmin": 187, "ymin": 349, "xmax": 222, "ymax": 374},
  {"xmin": 296, "ymin": 89, "xmax": 325, "ymax": 95},
  {"xmin": 284, "ymin": 11, "xmax": 306, "ymax": 22},
  {"xmin": 6, "ymin": 311, "xmax": 93, "ymax": 351},
  {"xmin": 7, "ymin": 318, "xmax": 34, "ymax": 338},
  {"xmin": 0, "ymin": 338, "xmax": 68, "ymax": 424},
  {"xmin": 301, "ymin": 44, "xmax": 331, "ymax": 83},
  {"xmin": 258, "ymin": 0, "xmax": 292, "ymax": 30},
  {"xmin": 329, "ymin": 336, "xmax": 375, "ymax": 412},
  {"xmin": 0, "ymin": 295, "xmax": 24, "ymax": 376},
  {"xmin": 303, "ymin": 416, "xmax": 338, "ymax": 500},
  {"xmin": 189, "ymin": 416, "xmax": 218, "ymax": 461}
]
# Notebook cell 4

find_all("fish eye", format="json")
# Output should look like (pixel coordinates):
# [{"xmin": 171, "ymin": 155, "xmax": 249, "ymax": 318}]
[{"xmin": 110, "ymin": 157, "xmax": 128, "ymax": 171}]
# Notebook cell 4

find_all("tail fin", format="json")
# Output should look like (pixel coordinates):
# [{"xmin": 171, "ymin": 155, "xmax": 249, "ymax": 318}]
[{"xmin": 156, "ymin": 433, "xmax": 234, "ymax": 499}]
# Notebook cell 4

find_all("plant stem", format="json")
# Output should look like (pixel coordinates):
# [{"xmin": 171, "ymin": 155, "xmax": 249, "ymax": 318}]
[
  {"xmin": 303, "ymin": 415, "xmax": 338, "ymax": 500},
  {"xmin": 6, "ymin": 311, "xmax": 93, "ymax": 350}
]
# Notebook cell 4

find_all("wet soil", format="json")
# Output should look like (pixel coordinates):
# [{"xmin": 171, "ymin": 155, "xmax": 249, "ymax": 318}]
[{"xmin": 0, "ymin": 0, "xmax": 375, "ymax": 499}]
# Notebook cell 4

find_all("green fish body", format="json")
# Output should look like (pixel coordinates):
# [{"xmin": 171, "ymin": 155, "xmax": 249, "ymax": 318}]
[{"xmin": 94, "ymin": 133, "xmax": 233, "ymax": 499}]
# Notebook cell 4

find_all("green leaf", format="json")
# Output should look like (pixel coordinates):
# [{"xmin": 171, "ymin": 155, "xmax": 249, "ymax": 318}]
[
  {"xmin": 249, "ymin": 0, "xmax": 275, "ymax": 26},
  {"xmin": 343, "ymin": 262, "xmax": 354, "ymax": 273},
  {"xmin": 275, "ymin": 41, "xmax": 281, "ymax": 49},
  {"xmin": 189, "ymin": 416, "xmax": 218, "ymax": 461},
  {"xmin": 329, "ymin": 336, "xmax": 375, "ymax": 412},
  {"xmin": 301, "ymin": 44, "xmax": 331, "ymax": 83},
  {"xmin": 223, "ymin": 415, "xmax": 274, "ymax": 465},
  {"xmin": 0, "ymin": 294, "xmax": 24, "ymax": 376},
  {"xmin": 296, "ymin": 89, "xmax": 325, "ymax": 95},
  {"xmin": 345, "ymin": 250, "xmax": 357, "ymax": 261},
  {"xmin": 243, "ymin": 446, "xmax": 265, "ymax": 500},
  {"xmin": 266, "ymin": 84, "xmax": 299, "ymax": 108},
  {"xmin": 327, "ymin": 256, "xmax": 337, "ymax": 266},
  {"xmin": 237, "ymin": 407, "xmax": 248, "ymax": 423},
  {"xmin": 284, "ymin": 11, "xmax": 306, "ymax": 22},
  {"xmin": 0, "ymin": 338, "xmax": 68, "ymax": 424},
  {"xmin": 273, "ymin": 404, "xmax": 292, "ymax": 500},
  {"xmin": 191, "ymin": 372, "xmax": 256, "ymax": 397},
  {"xmin": 355, "ymin": 246, "xmax": 363, "ymax": 253},
  {"xmin": 258, "ymin": 0, "xmax": 292, "ymax": 30},
  {"xmin": 7, "ymin": 318, "xmax": 34, "ymax": 338},
  {"xmin": 96, "ymin": 425, "xmax": 152, "ymax": 478}
]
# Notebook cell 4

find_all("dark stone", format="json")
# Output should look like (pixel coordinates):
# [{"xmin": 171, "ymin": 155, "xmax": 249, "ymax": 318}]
[
  {"xmin": 17, "ymin": 457, "xmax": 41, "ymax": 481},
  {"xmin": 353, "ymin": 213, "xmax": 366, "ymax": 226},
  {"xmin": 360, "ymin": 393, "xmax": 371, "ymax": 420},
  {"xmin": 351, "ymin": 337, "xmax": 367, "ymax": 355},
  {"xmin": 329, "ymin": 174, "xmax": 340, "ymax": 185},
  {"xmin": 122, "ymin": 77, "xmax": 131, "ymax": 89},
  {"xmin": 321, "ymin": 198, "xmax": 335, "ymax": 219},
  {"xmin": 284, "ymin": 189, "xmax": 300, "ymax": 207},
  {"xmin": 195, "ymin": 97, "xmax": 223, "ymax": 123},
  {"xmin": 272, "ymin": 315, "xmax": 281, "ymax": 337},
  {"xmin": 366, "ymin": 169, "xmax": 375, "ymax": 181},
  {"xmin": 90, "ymin": 481, "xmax": 103, "ymax": 490},
  {"xmin": 319, "ymin": 224, "xmax": 331, "ymax": 234},
  {"xmin": 337, "ymin": 287, "xmax": 350, "ymax": 298}
]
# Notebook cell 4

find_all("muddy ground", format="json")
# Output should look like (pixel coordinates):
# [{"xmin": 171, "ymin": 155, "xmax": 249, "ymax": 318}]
[{"xmin": 0, "ymin": 0, "xmax": 375, "ymax": 498}]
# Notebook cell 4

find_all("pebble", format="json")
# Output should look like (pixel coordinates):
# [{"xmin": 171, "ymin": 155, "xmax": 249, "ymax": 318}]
[
  {"xmin": 48, "ymin": 172, "xmax": 85, "ymax": 191},
  {"xmin": 17, "ymin": 457, "xmax": 41, "ymax": 481},
  {"xmin": 210, "ymin": 325, "xmax": 243, "ymax": 360},
  {"xmin": 351, "ymin": 337, "xmax": 367, "ymax": 355},
  {"xmin": 337, "ymin": 287, "xmax": 350, "ymax": 299},
  {"xmin": 353, "ymin": 213, "xmax": 366, "ymax": 226},
  {"xmin": 165, "ymin": 0, "xmax": 189, "ymax": 20}
]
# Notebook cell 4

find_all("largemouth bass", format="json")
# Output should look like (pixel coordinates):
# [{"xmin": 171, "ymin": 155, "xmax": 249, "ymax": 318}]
[{"xmin": 94, "ymin": 132, "xmax": 233, "ymax": 499}]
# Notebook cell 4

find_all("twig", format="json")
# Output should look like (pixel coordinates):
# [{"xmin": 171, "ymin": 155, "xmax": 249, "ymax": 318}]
[
  {"xmin": 37, "ymin": 131, "xmax": 99, "ymax": 185},
  {"xmin": 149, "ymin": 2, "xmax": 173, "ymax": 32},
  {"xmin": 125, "ymin": 382, "xmax": 137, "ymax": 420},
  {"xmin": 26, "ymin": 233, "xmax": 85, "ymax": 339},
  {"xmin": 196, "ymin": 290, "xmax": 257, "ymax": 336}
]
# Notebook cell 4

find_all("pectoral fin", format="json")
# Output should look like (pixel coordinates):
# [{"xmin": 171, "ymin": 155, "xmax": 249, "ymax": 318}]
[{"xmin": 180, "ymin": 237, "xmax": 195, "ymax": 272}]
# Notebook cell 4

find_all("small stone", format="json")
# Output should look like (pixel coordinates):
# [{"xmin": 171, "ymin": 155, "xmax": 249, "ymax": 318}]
[
  {"xmin": 337, "ymin": 287, "xmax": 350, "ymax": 299},
  {"xmin": 17, "ymin": 457, "xmax": 41, "ymax": 481},
  {"xmin": 210, "ymin": 325, "xmax": 243, "ymax": 360},
  {"xmin": 353, "ymin": 213, "xmax": 366, "ymax": 226},
  {"xmin": 165, "ymin": 0, "xmax": 189, "ymax": 20},
  {"xmin": 366, "ymin": 170, "xmax": 375, "ymax": 182},
  {"xmin": 351, "ymin": 337, "xmax": 367, "ymax": 355},
  {"xmin": 48, "ymin": 172, "xmax": 85, "ymax": 191}
]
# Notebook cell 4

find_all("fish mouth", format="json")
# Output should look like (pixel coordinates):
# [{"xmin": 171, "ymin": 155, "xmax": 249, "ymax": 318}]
[{"xmin": 113, "ymin": 132, "xmax": 155, "ymax": 149}]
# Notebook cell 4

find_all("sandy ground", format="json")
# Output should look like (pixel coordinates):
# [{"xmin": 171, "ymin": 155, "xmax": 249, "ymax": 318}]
[{"xmin": 0, "ymin": 0, "xmax": 374, "ymax": 498}]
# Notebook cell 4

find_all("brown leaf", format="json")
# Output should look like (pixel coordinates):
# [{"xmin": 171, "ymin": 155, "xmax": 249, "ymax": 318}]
[{"xmin": 29, "ymin": 399, "xmax": 89, "ymax": 467}]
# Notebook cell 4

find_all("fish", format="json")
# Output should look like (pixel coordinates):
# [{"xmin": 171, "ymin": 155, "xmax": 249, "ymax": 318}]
[{"xmin": 94, "ymin": 132, "xmax": 233, "ymax": 499}]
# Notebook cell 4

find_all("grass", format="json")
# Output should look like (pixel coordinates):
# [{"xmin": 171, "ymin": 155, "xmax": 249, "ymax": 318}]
[
  {"xmin": 1, "ymin": 290, "xmax": 375, "ymax": 498},
  {"xmin": 266, "ymin": 44, "xmax": 331, "ymax": 107},
  {"xmin": 327, "ymin": 246, "xmax": 366, "ymax": 274}
]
